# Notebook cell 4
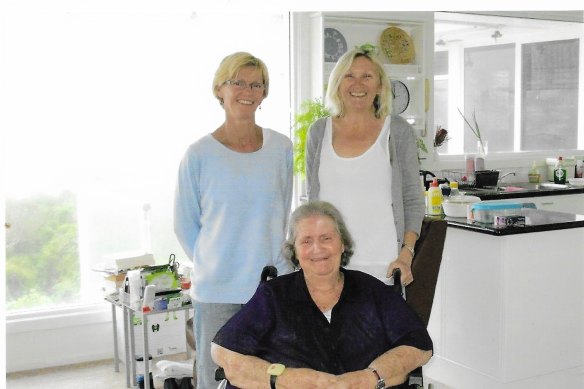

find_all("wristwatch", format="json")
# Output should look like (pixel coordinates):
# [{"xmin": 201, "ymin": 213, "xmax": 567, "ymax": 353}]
[
  {"xmin": 267, "ymin": 363, "xmax": 286, "ymax": 389},
  {"xmin": 367, "ymin": 367, "xmax": 385, "ymax": 389}
]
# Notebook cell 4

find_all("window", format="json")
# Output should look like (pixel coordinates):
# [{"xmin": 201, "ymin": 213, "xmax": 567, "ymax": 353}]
[
  {"xmin": 522, "ymin": 39, "xmax": 579, "ymax": 150},
  {"xmin": 434, "ymin": 51, "xmax": 450, "ymax": 154},
  {"xmin": 434, "ymin": 12, "xmax": 583, "ymax": 156},
  {"xmin": 464, "ymin": 44, "xmax": 515, "ymax": 153},
  {"xmin": 3, "ymin": 9, "xmax": 291, "ymax": 313}
]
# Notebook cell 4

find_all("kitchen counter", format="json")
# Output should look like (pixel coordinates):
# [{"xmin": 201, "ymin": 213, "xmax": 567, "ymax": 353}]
[
  {"xmin": 459, "ymin": 181, "xmax": 584, "ymax": 200},
  {"xmin": 442, "ymin": 208, "xmax": 584, "ymax": 236},
  {"xmin": 424, "ymin": 207, "xmax": 584, "ymax": 388}
]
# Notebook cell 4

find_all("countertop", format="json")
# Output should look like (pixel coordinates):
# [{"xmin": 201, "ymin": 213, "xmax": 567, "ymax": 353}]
[
  {"xmin": 441, "ymin": 208, "xmax": 584, "ymax": 236},
  {"xmin": 458, "ymin": 181, "xmax": 584, "ymax": 200}
]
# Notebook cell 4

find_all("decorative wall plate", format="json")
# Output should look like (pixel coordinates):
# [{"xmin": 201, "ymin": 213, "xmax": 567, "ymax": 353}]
[
  {"xmin": 391, "ymin": 80, "xmax": 410, "ymax": 114},
  {"xmin": 324, "ymin": 27, "xmax": 348, "ymax": 63},
  {"xmin": 380, "ymin": 26, "xmax": 415, "ymax": 64}
]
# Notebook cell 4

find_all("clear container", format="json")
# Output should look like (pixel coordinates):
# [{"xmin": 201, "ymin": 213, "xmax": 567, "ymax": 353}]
[
  {"xmin": 469, "ymin": 202, "xmax": 523, "ymax": 223},
  {"xmin": 528, "ymin": 161, "xmax": 541, "ymax": 183},
  {"xmin": 442, "ymin": 195, "xmax": 481, "ymax": 218}
]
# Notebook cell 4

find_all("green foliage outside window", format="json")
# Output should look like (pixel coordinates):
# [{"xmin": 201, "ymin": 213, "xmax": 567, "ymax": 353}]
[{"xmin": 5, "ymin": 191, "xmax": 80, "ymax": 310}]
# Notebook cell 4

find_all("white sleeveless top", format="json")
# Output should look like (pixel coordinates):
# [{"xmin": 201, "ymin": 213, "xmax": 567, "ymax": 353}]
[{"xmin": 319, "ymin": 117, "xmax": 398, "ymax": 282}]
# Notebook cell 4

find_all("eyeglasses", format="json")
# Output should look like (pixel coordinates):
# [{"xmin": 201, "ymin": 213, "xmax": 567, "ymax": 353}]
[{"xmin": 224, "ymin": 79, "xmax": 265, "ymax": 92}]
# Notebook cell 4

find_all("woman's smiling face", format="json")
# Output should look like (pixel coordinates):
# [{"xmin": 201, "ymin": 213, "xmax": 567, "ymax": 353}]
[
  {"xmin": 294, "ymin": 214, "xmax": 344, "ymax": 278},
  {"xmin": 217, "ymin": 66, "xmax": 265, "ymax": 118},
  {"xmin": 339, "ymin": 55, "xmax": 381, "ymax": 113}
]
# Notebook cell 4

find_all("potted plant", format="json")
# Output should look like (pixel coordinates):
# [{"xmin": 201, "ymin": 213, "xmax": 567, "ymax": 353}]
[{"xmin": 293, "ymin": 98, "xmax": 330, "ymax": 178}]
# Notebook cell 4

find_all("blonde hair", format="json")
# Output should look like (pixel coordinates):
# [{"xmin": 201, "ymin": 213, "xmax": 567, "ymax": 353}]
[
  {"xmin": 212, "ymin": 52, "xmax": 270, "ymax": 103},
  {"xmin": 325, "ymin": 46, "xmax": 393, "ymax": 118}
]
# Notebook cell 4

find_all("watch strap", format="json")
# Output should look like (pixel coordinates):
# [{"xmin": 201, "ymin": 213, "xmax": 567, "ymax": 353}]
[
  {"xmin": 267, "ymin": 363, "xmax": 285, "ymax": 389},
  {"xmin": 270, "ymin": 374, "xmax": 277, "ymax": 389}
]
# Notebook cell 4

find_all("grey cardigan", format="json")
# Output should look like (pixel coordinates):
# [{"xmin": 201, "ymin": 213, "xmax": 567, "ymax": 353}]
[{"xmin": 305, "ymin": 115, "xmax": 425, "ymax": 252}]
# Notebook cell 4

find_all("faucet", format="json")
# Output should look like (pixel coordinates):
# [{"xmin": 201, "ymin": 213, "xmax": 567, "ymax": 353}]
[{"xmin": 498, "ymin": 172, "xmax": 516, "ymax": 186}]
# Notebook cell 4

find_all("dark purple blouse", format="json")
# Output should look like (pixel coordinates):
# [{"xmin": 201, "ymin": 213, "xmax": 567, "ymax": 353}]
[{"xmin": 213, "ymin": 268, "xmax": 432, "ymax": 386}]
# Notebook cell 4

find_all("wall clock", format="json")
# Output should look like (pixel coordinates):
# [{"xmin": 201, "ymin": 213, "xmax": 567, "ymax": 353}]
[
  {"xmin": 324, "ymin": 27, "xmax": 348, "ymax": 63},
  {"xmin": 391, "ymin": 80, "xmax": 410, "ymax": 114},
  {"xmin": 380, "ymin": 26, "xmax": 415, "ymax": 64}
]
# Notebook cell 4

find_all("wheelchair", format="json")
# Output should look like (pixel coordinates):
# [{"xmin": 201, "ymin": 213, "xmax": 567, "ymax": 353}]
[{"xmin": 214, "ymin": 217, "xmax": 446, "ymax": 389}]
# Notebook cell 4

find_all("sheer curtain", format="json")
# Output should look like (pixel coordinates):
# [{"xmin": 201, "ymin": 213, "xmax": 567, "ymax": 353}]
[{"xmin": 3, "ymin": 8, "xmax": 291, "ymax": 311}]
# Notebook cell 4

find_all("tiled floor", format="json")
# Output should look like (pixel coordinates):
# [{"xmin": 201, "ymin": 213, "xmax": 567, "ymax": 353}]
[{"xmin": 6, "ymin": 353, "xmax": 193, "ymax": 389}]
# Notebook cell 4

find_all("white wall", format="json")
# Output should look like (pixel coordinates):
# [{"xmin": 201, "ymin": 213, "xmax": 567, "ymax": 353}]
[{"xmin": 6, "ymin": 305, "xmax": 114, "ymax": 373}]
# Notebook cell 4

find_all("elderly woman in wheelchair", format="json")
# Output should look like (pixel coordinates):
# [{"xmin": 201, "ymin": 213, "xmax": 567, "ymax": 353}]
[{"xmin": 211, "ymin": 201, "xmax": 432, "ymax": 389}]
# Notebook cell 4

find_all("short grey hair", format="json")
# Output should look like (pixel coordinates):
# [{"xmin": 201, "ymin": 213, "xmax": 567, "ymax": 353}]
[
  {"xmin": 282, "ymin": 201, "xmax": 354, "ymax": 268},
  {"xmin": 325, "ymin": 46, "xmax": 393, "ymax": 119}
]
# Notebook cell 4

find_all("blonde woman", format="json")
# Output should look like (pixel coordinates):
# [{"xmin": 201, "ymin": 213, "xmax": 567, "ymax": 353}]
[
  {"xmin": 306, "ymin": 46, "xmax": 424, "ymax": 286},
  {"xmin": 174, "ymin": 52, "xmax": 293, "ymax": 388}
]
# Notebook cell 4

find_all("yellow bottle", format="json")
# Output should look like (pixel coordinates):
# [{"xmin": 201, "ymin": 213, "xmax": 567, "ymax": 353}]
[{"xmin": 427, "ymin": 178, "xmax": 443, "ymax": 216}]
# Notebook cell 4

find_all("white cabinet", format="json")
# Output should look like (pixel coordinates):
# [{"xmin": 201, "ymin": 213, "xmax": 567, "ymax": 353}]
[
  {"xmin": 518, "ymin": 194, "xmax": 584, "ymax": 215},
  {"xmin": 425, "ymin": 226, "xmax": 584, "ymax": 388},
  {"xmin": 291, "ymin": 12, "xmax": 434, "ymax": 134}
]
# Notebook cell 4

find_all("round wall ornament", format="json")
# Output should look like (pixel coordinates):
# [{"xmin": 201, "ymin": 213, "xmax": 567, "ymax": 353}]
[
  {"xmin": 324, "ymin": 27, "xmax": 348, "ymax": 63},
  {"xmin": 380, "ymin": 26, "xmax": 415, "ymax": 64},
  {"xmin": 391, "ymin": 80, "xmax": 410, "ymax": 114}
]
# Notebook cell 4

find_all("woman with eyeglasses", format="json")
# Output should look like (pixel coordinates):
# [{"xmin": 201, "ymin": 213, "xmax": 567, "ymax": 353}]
[
  {"xmin": 174, "ymin": 51, "xmax": 293, "ymax": 388},
  {"xmin": 305, "ymin": 46, "xmax": 425, "ymax": 288}
]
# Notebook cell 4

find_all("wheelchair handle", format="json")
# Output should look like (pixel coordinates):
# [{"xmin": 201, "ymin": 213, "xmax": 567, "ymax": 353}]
[
  {"xmin": 215, "ymin": 367, "xmax": 226, "ymax": 381},
  {"xmin": 261, "ymin": 266, "xmax": 278, "ymax": 283},
  {"xmin": 391, "ymin": 268, "xmax": 406, "ymax": 299}
]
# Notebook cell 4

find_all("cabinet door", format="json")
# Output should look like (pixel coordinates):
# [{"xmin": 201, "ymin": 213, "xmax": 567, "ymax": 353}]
[{"xmin": 522, "ymin": 194, "xmax": 584, "ymax": 215}]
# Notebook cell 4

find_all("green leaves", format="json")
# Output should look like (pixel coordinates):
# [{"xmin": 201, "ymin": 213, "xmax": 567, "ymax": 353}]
[
  {"xmin": 457, "ymin": 108, "xmax": 484, "ymax": 148},
  {"xmin": 356, "ymin": 43, "xmax": 379, "ymax": 56},
  {"xmin": 293, "ymin": 98, "xmax": 330, "ymax": 177}
]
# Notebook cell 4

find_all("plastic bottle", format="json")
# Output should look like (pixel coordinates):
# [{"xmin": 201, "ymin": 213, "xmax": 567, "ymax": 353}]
[
  {"xmin": 465, "ymin": 154, "xmax": 476, "ymax": 176},
  {"xmin": 449, "ymin": 181, "xmax": 460, "ymax": 197},
  {"xmin": 575, "ymin": 158, "xmax": 584, "ymax": 179},
  {"xmin": 553, "ymin": 156, "xmax": 567, "ymax": 184},
  {"xmin": 528, "ymin": 161, "xmax": 540, "ymax": 183},
  {"xmin": 426, "ymin": 178, "xmax": 443, "ymax": 216}
]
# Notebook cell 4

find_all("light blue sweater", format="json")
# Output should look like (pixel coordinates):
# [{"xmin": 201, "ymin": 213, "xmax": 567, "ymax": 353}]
[{"xmin": 174, "ymin": 128, "xmax": 293, "ymax": 304}]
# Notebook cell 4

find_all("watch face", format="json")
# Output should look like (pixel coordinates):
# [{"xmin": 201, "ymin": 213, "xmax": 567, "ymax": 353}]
[
  {"xmin": 267, "ymin": 363, "xmax": 286, "ymax": 376},
  {"xmin": 324, "ymin": 28, "xmax": 348, "ymax": 63},
  {"xmin": 391, "ymin": 80, "xmax": 410, "ymax": 114}
]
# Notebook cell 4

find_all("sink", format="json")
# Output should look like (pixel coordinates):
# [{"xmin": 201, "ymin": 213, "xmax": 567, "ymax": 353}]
[{"xmin": 498, "ymin": 186, "xmax": 527, "ymax": 192}]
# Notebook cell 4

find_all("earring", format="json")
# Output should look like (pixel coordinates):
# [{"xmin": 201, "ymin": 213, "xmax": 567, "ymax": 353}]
[{"xmin": 259, "ymin": 105, "xmax": 262, "ymax": 110}]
